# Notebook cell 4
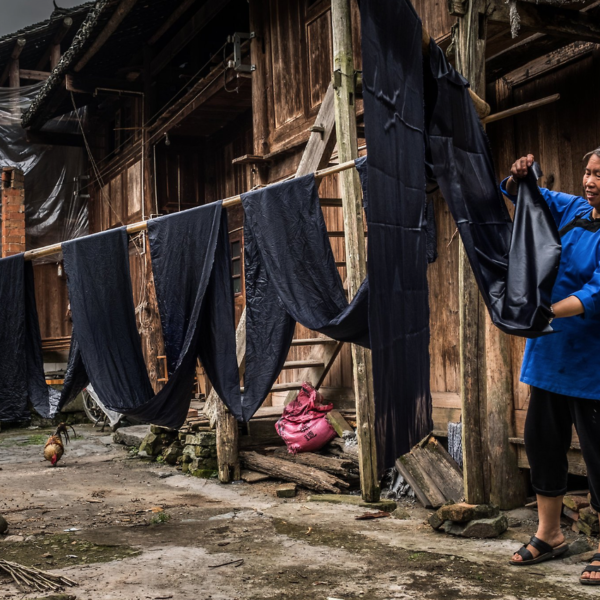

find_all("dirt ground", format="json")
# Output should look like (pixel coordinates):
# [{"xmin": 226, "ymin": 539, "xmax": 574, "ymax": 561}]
[{"xmin": 0, "ymin": 424, "xmax": 598, "ymax": 600}]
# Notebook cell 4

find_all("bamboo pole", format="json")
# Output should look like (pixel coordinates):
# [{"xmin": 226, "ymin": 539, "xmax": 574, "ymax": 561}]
[
  {"xmin": 481, "ymin": 93, "xmax": 560, "ymax": 124},
  {"xmin": 23, "ymin": 159, "xmax": 359, "ymax": 262}
]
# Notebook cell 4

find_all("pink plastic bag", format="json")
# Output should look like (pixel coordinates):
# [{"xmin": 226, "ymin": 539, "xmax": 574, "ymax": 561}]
[{"xmin": 275, "ymin": 382, "xmax": 337, "ymax": 454}]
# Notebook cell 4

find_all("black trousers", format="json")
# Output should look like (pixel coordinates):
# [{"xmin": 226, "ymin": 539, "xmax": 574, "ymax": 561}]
[{"xmin": 525, "ymin": 386, "xmax": 600, "ymax": 511}]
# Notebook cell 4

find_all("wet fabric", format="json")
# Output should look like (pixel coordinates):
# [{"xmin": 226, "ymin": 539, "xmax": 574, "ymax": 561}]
[
  {"xmin": 58, "ymin": 202, "xmax": 241, "ymax": 426},
  {"xmin": 242, "ymin": 174, "xmax": 369, "ymax": 422},
  {"xmin": 358, "ymin": 0, "xmax": 433, "ymax": 470},
  {"xmin": 501, "ymin": 180, "xmax": 600, "ymax": 399},
  {"xmin": 0, "ymin": 254, "xmax": 59, "ymax": 421},
  {"xmin": 424, "ymin": 41, "xmax": 561, "ymax": 337}
]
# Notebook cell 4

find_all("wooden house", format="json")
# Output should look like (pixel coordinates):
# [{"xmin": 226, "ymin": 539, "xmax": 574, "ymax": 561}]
[{"xmin": 1, "ymin": 0, "xmax": 598, "ymax": 506}]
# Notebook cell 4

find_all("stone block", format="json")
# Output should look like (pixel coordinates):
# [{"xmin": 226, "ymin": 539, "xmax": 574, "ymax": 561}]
[
  {"xmin": 151, "ymin": 425, "xmax": 174, "ymax": 435},
  {"xmin": 564, "ymin": 537, "xmax": 594, "ymax": 558},
  {"xmin": 460, "ymin": 515, "xmax": 508, "ymax": 538},
  {"xmin": 276, "ymin": 484, "xmax": 297, "ymax": 498},
  {"xmin": 436, "ymin": 502, "xmax": 498, "ymax": 523},
  {"xmin": 579, "ymin": 506, "xmax": 599, "ymax": 529},
  {"xmin": 0, "ymin": 515, "xmax": 7, "ymax": 534},
  {"xmin": 181, "ymin": 462, "xmax": 190, "ymax": 474},
  {"xmin": 564, "ymin": 495, "xmax": 590, "ymax": 512},
  {"xmin": 139, "ymin": 433, "xmax": 162, "ymax": 456},
  {"xmin": 391, "ymin": 507, "xmax": 410, "ymax": 520},
  {"xmin": 162, "ymin": 444, "xmax": 182, "ymax": 465},
  {"xmin": 428, "ymin": 511, "xmax": 445, "ymax": 530},
  {"xmin": 112, "ymin": 425, "xmax": 150, "ymax": 447},
  {"xmin": 440, "ymin": 520, "xmax": 465, "ymax": 536},
  {"xmin": 182, "ymin": 446, "xmax": 196, "ymax": 460},
  {"xmin": 184, "ymin": 431, "xmax": 216, "ymax": 446}
]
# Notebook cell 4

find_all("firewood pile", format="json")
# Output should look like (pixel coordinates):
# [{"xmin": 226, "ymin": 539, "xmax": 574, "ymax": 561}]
[
  {"xmin": 561, "ymin": 492, "xmax": 599, "ymax": 535},
  {"xmin": 239, "ymin": 440, "xmax": 360, "ymax": 495}
]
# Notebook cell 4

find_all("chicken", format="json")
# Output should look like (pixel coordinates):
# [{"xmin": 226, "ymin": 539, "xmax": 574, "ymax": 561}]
[{"xmin": 43, "ymin": 423, "xmax": 76, "ymax": 466}]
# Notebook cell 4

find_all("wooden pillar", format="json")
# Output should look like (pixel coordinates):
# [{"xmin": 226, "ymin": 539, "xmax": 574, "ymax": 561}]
[
  {"xmin": 249, "ymin": 0, "xmax": 269, "ymax": 185},
  {"xmin": 454, "ymin": 1, "xmax": 525, "ymax": 508},
  {"xmin": 331, "ymin": 0, "xmax": 379, "ymax": 502},
  {"xmin": 454, "ymin": 0, "xmax": 489, "ymax": 505}
]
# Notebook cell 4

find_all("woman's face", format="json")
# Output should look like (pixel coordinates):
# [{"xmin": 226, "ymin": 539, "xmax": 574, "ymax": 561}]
[{"xmin": 583, "ymin": 154, "xmax": 600, "ymax": 212}]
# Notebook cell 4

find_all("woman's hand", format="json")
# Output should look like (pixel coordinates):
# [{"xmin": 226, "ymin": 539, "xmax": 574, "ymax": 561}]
[{"xmin": 506, "ymin": 154, "xmax": 535, "ymax": 195}]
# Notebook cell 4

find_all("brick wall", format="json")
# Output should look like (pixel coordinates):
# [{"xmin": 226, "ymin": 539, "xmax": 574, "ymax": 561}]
[{"xmin": 1, "ymin": 167, "xmax": 25, "ymax": 257}]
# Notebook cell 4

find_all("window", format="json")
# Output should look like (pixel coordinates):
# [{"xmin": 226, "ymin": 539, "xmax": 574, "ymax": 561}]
[{"xmin": 231, "ymin": 240, "xmax": 242, "ymax": 295}]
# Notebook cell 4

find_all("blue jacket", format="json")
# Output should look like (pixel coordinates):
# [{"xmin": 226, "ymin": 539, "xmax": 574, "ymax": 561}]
[{"xmin": 501, "ymin": 178, "xmax": 600, "ymax": 400}]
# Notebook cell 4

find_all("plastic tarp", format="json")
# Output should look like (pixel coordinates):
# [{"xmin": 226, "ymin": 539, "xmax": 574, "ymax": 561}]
[
  {"xmin": 0, "ymin": 254, "xmax": 60, "ymax": 421},
  {"xmin": 0, "ymin": 82, "xmax": 87, "ymax": 252},
  {"xmin": 57, "ymin": 201, "xmax": 241, "ymax": 426},
  {"xmin": 424, "ymin": 42, "xmax": 561, "ymax": 337},
  {"xmin": 359, "ymin": 0, "xmax": 433, "ymax": 470},
  {"xmin": 241, "ymin": 174, "xmax": 369, "ymax": 421}
]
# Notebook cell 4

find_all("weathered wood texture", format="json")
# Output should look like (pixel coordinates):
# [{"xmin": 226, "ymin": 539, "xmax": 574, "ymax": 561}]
[
  {"xmin": 487, "ymin": 49, "xmax": 599, "ymax": 476},
  {"xmin": 455, "ymin": 0, "xmax": 489, "ymax": 506},
  {"xmin": 270, "ymin": 447, "xmax": 359, "ymax": 479},
  {"xmin": 331, "ymin": 0, "xmax": 378, "ymax": 502},
  {"xmin": 33, "ymin": 264, "xmax": 71, "ymax": 342},
  {"xmin": 240, "ymin": 450, "xmax": 349, "ymax": 493},
  {"xmin": 395, "ymin": 437, "xmax": 464, "ymax": 509}
]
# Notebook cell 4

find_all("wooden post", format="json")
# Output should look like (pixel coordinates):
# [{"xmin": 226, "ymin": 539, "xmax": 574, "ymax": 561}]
[
  {"xmin": 454, "ymin": 0, "xmax": 489, "ymax": 506},
  {"xmin": 331, "ymin": 0, "xmax": 379, "ymax": 502}
]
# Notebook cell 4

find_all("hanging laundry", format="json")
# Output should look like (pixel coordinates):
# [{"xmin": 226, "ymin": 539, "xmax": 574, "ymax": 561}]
[
  {"xmin": 0, "ymin": 254, "xmax": 58, "ymax": 421},
  {"xmin": 241, "ymin": 173, "xmax": 369, "ymax": 422},
  {"xmin": 423, "ymin": 41, "xmax": 561, "ymax": 337},
  {"xmin": 358, "ymin": 0, "xmax": 433, "ymax": 470},
  {"xmin": 58, "ymin": 201, "xmax": 241, "ymax": 426}
]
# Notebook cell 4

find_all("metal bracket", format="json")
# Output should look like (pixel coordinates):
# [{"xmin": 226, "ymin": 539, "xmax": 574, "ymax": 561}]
[{"xmin": 227, "ymin": 32, "xmax": 256, "ymax": 73}]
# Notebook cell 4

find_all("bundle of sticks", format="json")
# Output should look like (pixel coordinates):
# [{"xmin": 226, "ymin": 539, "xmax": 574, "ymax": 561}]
[{"xmin": 0, "ymin": 559, "xmax": 77, "ymax": 592}]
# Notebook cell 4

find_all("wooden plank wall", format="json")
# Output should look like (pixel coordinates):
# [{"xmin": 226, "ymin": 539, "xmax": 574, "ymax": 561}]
[
  {"xmin": 33, "ymin": 263, "xmax": 71, "ymax": 340},
  {"xmin": 488, "ymin": 51, "xmax": 598, "ymax": 461}
]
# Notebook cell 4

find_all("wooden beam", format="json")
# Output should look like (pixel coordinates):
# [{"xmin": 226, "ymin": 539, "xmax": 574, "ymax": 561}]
[
  {"xmin": 0, "ymin": 38, "xmax": 26, "ymax": 87},
  {"xmin": 488, "ymin": 0, "xmax": 600, "ymax": 44},
  {"xmin": 331, "ymin": 0, "xmax": 379, "ymax": 503},
  {"xmin": 150, "ymin": 0, "xmax": 233, "ymax": 77},
  {"xmin": 65, "ymin": 73, "xmax": 143, "ymax": 95},
  {"xmin": 74, "ymin": 0, "xmax": 139, "ymax": 73},
  {"xmin": 148, "ymin": 0, "xmax": 198, "ymax": 45},
  {"xmin": 482, "ymin": 93, "xmax": 560, "ymax": 125},
  {"xmin": 455, "ymin": 0, "xmax": 489, "ymax": 507},
  {"xmin": 20, "ymin": 69, "xmax": 51, "ymax": 81},
  {"xmin": 36, "ymin": 16, "xmax": 73, "ymax": 70}
]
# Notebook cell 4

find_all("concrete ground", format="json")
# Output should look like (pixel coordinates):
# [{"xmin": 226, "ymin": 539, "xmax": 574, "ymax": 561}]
[{"xmin": 0, "ymin": 424, "xmax": 598, "ymax": 600}]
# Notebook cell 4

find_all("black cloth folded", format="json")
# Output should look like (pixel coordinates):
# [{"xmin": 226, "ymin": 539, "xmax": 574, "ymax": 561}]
[
  {"xmin": 241, "ymin": 174, "xmax": 369, "ymax": 422},
  {"xmin": 424, "ymin": 41, "xmax": 561, "ymax": 337},
  {"xmin": 0, "ymin": 254, "xmax": 58, "ymax": 421},
  {"xmin": 358, "ymin": 0, "xmax": 433, "ymax": 471},
  {"xmin": 58, "ymin": 201, "xmax": 241, "ymax": 426}
]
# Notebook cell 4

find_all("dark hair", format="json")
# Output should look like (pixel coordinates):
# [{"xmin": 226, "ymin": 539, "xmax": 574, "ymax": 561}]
[{"xmin": 583, "ymin": 148, "xmax": 600, "ymax": 162}]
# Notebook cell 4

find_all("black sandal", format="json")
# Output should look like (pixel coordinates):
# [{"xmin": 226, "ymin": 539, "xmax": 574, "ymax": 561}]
[
  {"xmin": 580, "ymin": 553, "xmax": 600, "ymax": 585},
  {"xmin": 509, "ymin": 535, "xmax": 568, "ymax": 566}
]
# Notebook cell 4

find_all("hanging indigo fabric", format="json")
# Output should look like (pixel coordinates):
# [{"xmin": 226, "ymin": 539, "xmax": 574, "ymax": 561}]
[
  {"xmin": 358, "ymin": 0, "xmax": 433, "ymax": 470},
  {"xmin": 242, "ymin": 174, "xmax": 369, "ymax": 422},
  {"xmin": 423, "ymin": 41, "xmax": 560, "ymax": 337},
  {"xmin": 0, "ymin": 254, "xmax": 58, "ymax": 421},
  {"xmin": 59, "ymin": 201, "xmax": 241, "ymax": 426}
]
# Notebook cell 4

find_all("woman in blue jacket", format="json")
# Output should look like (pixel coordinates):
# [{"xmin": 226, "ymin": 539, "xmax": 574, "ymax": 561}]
[{"xmin": 502, "ymin": 152, "xmax": 600, "ymax": 584}]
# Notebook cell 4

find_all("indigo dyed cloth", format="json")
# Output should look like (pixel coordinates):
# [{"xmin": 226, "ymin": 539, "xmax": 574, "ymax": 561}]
[
  {"xmin": 501, "ymin": 177, "xmax": 600, "ymax": 399},
  {"xmin": 242, "ymin": 174, "xmax": 369, "ymax": 421},
  {"xmin": 59, "ymin": 201, "xmax": 241, "ymax": 426},
  {"xmin": 424, "ymin": 41, "xmax": 560, "ymax": 337},
  {"xmin": 359, "ymin": 0, "xmax": 433, "ymax": 470},
  {"xmin": 0, "ymin": 254, "xmax": 58, "ymax": 421}
]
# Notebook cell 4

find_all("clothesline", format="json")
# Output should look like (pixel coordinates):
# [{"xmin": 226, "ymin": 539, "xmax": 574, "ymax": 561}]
[{"xmin": 22, "ymin": 158, "xmax": 359, "ymax": 262}]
